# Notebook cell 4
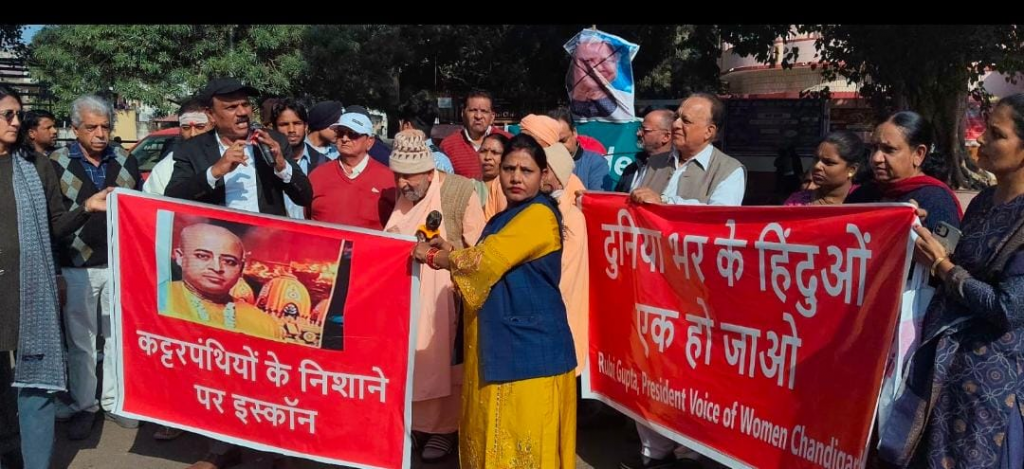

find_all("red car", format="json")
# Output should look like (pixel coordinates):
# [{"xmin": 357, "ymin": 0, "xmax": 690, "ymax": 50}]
[{"xmin": 129, "ymin": 127, "xmax": 180, "ymax": 180}]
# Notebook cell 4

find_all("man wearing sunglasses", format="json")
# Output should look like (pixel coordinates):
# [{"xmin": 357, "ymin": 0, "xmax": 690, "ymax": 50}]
[
  {"xmin": 309, "ymin": 110, "xmax": 396, "ymax": 230},
  {"xmin": 143, "ymin": 98, "xmax": 212, "ymax": 195}
]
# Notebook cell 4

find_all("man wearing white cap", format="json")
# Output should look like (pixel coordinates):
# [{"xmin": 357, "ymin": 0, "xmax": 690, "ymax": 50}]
[
  {"xmin": 309, "ymin": 109, "xmax": 395, "ymax": 229},
  {"xmin": 383, "ymin": 130, "xmax": 484, "ymax": 463}
]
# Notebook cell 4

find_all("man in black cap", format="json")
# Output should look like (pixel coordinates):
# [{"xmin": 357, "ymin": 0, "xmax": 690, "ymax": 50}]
[
  {"xmin": 165, "ymin": 77, "xmax": 313, "ymax": 216},
  {"xmin": 305, "ymin": 100, "xmax": 343, "ymax": 161},
  {"xmin": 162, "ymin": 79, "xmax": 309, "ymax": 469}
]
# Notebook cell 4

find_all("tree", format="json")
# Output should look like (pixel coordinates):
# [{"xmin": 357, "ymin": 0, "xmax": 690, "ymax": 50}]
[
  {"xmin": 299, "ymin": 25, "xmax": 580, "ymax": 115},
  {"xmin": 29, "ymin": 25, "xmax": 307, "ymax": 116},
  {"xmin": 411, "ymin": 24, "xmax": 718, "ymax": 116},
  {"xmin": 25, "ymin": 24, "xmax": 712, "ymax": 126},
  {"xmin": 601, "ymin": 24, "xmax": 722, "ymax": 100},
  {"xmin": 719, "ymin": 24, "xmax": 1024, "ymax": 189},
  {"xmin": 298, "ymin": 25, "xmax": 409, "ymax": 110},
  {"xmin": 0, "ymin": 24, "xmax": 25, "ymax": 56}
]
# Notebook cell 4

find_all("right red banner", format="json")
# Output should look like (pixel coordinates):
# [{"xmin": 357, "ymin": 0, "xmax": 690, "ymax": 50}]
[{"xmin": 581, "ymin": 193, "xmax": 916, "ymax": 469}]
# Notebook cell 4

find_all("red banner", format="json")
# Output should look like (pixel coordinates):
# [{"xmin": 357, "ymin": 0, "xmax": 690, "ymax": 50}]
[
  {"xmin": 107, "ymin": 190, "xmax": 417, "ymax": 469},
  {"xmin": 581, "ymin": 193, "xmax": 916, "ymax": 469}
]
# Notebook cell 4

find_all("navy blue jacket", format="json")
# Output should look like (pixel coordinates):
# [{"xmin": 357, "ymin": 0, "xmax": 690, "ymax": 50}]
[{"xmin": 476, "ymin": 195, "xmax": 577, "ymax": 383}]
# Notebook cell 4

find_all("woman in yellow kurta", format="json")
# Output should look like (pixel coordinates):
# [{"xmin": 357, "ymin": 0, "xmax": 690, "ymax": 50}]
[{"xmin": 413, "ymin": 133, "xmax": 578, "ymax": 468}]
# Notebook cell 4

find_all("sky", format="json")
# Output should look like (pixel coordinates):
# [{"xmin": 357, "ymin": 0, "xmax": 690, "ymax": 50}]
[{"xmin": 22, "ymin": 25, "xmax": 42, "ymax": 44}]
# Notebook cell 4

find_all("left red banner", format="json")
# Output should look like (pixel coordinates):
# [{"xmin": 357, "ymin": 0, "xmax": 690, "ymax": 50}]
[{"xmin": 107, "ymin": 190, "xmax": 418, "ymax": 469}]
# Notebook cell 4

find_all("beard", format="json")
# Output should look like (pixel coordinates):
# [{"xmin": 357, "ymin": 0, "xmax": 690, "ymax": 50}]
[{"xmin": 401, "ymin": 185, "xmax": 428, "ymax": 203}]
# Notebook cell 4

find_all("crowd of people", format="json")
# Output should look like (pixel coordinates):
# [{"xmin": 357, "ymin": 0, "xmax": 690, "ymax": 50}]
[{"xmin": 0, "ymin": 74, "xmax": 1023, "ymax": 469}]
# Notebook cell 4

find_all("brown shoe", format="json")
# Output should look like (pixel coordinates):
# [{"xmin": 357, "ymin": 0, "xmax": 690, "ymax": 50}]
[
  {"xmin": 186, "ymin": 447, "xmax": 242, "ymax": 469},
  {"xmin": 152, "ymin": 425, "xmax": 184, "ymax": 441}
]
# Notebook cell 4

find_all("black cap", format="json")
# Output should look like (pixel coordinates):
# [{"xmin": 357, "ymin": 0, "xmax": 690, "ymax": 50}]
[
  {"xmin": 198, "ymin": 78, "xmax": 259, "ymax": 105},
  {"xmin": 344, "ymin": 105, "xmax": 371, "ymax": 118},
  {"xmin": 308, "ymin": 101, "xmax": 345, "ymax": 131}
]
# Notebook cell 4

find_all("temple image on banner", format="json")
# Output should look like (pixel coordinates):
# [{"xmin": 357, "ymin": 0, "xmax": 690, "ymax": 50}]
[{"xmin": 154, "ymin": 211, "xmax": 352, "ymax": 350}]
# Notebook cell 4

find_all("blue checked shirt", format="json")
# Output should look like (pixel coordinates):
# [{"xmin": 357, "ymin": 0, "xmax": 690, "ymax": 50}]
[{"xmin": 68, "ymin": 143, "xmax": 119, "ymax": 189}]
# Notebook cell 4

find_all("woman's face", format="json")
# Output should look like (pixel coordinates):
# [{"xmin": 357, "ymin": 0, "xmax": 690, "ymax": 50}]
[
  {"xmin": 869, "ymin": 122, "xmax": 925, "ymax": 183},
  {"xmin": 500, "ymin": 149, "xmax": 545, "ymax": 204},
  {"xmin": 0, "ymin": 96, "xmax": 22, "ymax": 150},
  {"xmin": 811, "ymin": 142, "xmax": 855, "ymax": 191},
  {"xmin": 478, "ymin": 137, "xmax": 504, "ymax": 181},
  {"xmin": 977, "ymin": 105, "xmax": 1024, "ymax": 178}
]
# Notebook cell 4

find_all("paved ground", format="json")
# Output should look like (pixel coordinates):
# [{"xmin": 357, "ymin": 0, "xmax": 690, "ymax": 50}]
[
  {"xmin": 50, "ymin": 403, "xmax": 731, "ymax": 469},
  {"xmin": 53, "ymin": 402, "xmax": 701, "ymax": 469}
]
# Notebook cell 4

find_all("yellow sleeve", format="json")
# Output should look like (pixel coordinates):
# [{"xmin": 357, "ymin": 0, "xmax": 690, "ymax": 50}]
[{"xmin": 449, "ymin": 203, "xmax": 561, "ymax": 312}]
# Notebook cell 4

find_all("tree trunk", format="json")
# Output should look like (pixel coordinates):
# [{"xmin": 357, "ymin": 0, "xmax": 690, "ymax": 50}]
[
  {"xmin": 905, "ymin": 87, "xmax": 987, "ymax": 190},
  {"xmin": 930, "ymin": 88, "xmax": 967, "ymax": 189}
]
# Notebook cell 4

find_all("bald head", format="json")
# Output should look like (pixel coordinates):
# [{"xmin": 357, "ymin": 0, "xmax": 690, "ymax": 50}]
[
  {"xmin": 175, "ymin": 223, "xmax": 246, "ymax": 300},
  {"xmin": 640, "ymin": 109, "xmax": 675, "ymax": 154},
  {"xmin": 648, "ymin": 109, "xmax": 675, "ymax": 130}
]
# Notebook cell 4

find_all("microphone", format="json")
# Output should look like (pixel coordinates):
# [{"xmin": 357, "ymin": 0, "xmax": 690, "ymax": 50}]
[
  {"xmin": 248, "ymin": 122, "xmax": 278, "ymax": 167},
  {"xmin": 416, "ymin": 210, "xmax": 443, "ymax": 243}
]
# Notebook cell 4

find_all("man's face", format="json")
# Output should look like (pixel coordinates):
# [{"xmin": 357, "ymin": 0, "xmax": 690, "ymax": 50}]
[
  {"xmin": 541, "ymin": 167, "xmax": 562, "ymax": 193},
  {"xmin": 572, "ymin": 40, "xmax": 618, "ymax": 100},
  {"xmin": 638, "ymin": 112, "xmax": 672, "ymax": 153},
  {"xmin": 462, "ymin": 97, "xmax": 494, "ymax": 136},
  {"xmin": 175, "ymin": 224, "xmax": 245, "ymax": 299},
  {"xmin": 179, "ymin": 117, "xmax": 211, "ymax": 140},
  {"xmin": 274, "ymin": 109, "xmax": 307, "ymax": 148},
  {"xmin": 29, "ymin": 117, "xmax": 58, "ymax": 148},
  {"xmin": 207, "ymin": 92, "xmax": 253, "ymax": 141},
  {"xmin": 673, "ymin": 97, "xmax": 715, "ymax": 158},
  {"xmin": 316, "ymin": 126, "xmax": 338, "ymax": 145},
  {"xmin": 73, "ymin": 111, "xmax": 111, "ymax": 155},
  {"xmin": 394, "ymin": 170, "xmax": 434, "ymax": 203},
  {"xmin": 334, "ymin": 126, "xmax": 374, "ymax": 159},
  {"xmin": 556, "ymin": 119, "xmax": 579, "ymax": 155}
]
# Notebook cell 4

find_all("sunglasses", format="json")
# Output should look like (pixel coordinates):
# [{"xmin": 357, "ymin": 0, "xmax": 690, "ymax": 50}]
[
  {"xmin": 0, "ymin": 109, "xmax": 24, "ymax": 124},
  {"xmin": 333, "ymin": 127, "xmax": 367, "ymax": 140}
]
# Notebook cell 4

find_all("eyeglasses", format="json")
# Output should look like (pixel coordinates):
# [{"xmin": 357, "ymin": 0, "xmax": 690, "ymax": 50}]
[
  {"xmin": 0, "ymin": 109, "xmax": 24, "ymax": 124},
  {"xmin": 639, "ymin": 127, "xmax": 669, "ymax": 134},
  {"xmin": 333, "ymin": 128, "xmax": 367, "ymax": 140}
]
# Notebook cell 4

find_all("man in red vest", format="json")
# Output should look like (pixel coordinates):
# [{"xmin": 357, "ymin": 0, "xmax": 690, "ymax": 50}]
[{"xmin": 438, "ymin": 90, "xmax": 510, "ymax": 180}]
